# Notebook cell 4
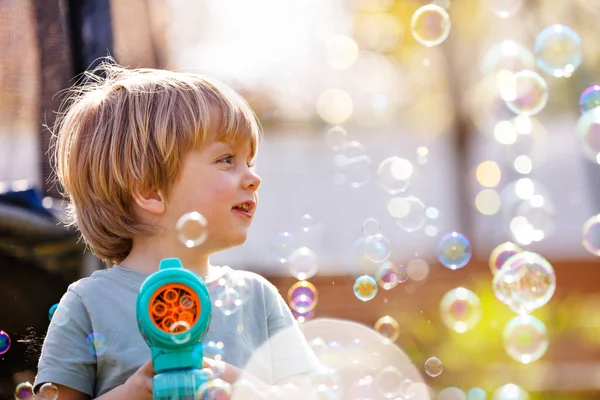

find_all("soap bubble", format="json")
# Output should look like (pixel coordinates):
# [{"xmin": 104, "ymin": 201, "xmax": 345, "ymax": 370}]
[
  {"xmin": 287, "ymin": 246, "xmax": 319, "ymax": 280},
  {"xmin": 582, "ymin": 214, "xmax": 600, "ymax": 256},
  {"xmin": 373, "ymin": 315, "xmax": 401, "ymax": 342},
  {"xmin": 325, "ymin": 126, "xmax": 348, "ymax": 151},
  {"xmin": 271, "ymin": 232, "xmax": 298, "ymax": 263},
  {"xmin": 353, "ymin": 275, "xmax": 378, "ymax": 302},
  {"xmin": 215, "ymin": 287, "xmax": 242, "ymax": 316},
  {"xmin": 489, "ymin": 242, "xmax": 524, "ymax": 275},
  {"xmin": 376, "ymin": 262, "xmax": 408, "ymax": 290},
  {"xmin": 424, "ymin": 357, "xmax": 443, "ymax": 377},
  {"xmin": 235, "ymin": 318, "xmax": 432, "ymax": 399},
  {"xmin": 14, "ymin": 382, "xmax": 33, "ymax": 400},
  {"xmin": 86, "ymin": 332, "xmax": 107, "ymax": 356},
  {"xmin": 493, "ymin": 252, "xmax": 556, "ymax": 314},
  {"xmin": 579, "ymin": 85, "xmax": 600, "ymax": 114},
  {"xmin": 437, "ymin": 232, "xmax": 472, "ymax": 270},
  {"xmin": 334, "ymin": 141, "xmax": 372, "ymax": 189},
  {"xmin": 576, "ymin": 107, "xmax": 600, "ymax": 164},
  {"xmin": 374, "ymin": 365, "xmax": 405, "ymax": 398},
  {"xmin": 439, "ymin": 287, "xmax": 482, "ymax": 333},
  {"xmin": 534, "ymin": 24, "xmax": 582, "ymax": 78},
  {"xmin": 362, "ymin": 218, "xmax": 381, "ymax": 237},
  {"xmin": 38, "ymin": 383, "xmax": 59, "ymax": 400},
  {"xmin": 288, "ymin": 281, "xmax": 319, "ymax": 314},
  {"xmin": 176, "ymin": 212, "xmax": 208, "ymax": 248},
  {"xmin": 410, "ymin": 4, "xmax": 451, "ymax": 47},
  {"xmin": 503, "ymin": 314, "xmax": 549, "ymax": 364},
  {"xmin": 377, "ymin": 156, "xmax": 413, "ymax": 194},
  {"xmin": 391, "ymin": 196, "xmax": 427, "ymax": 232},
  {"xmin": 197, "ymin": 379, "xmax": 232, "ymax": 399},
  {"xmin": 481, "ymin": 40, "xmax": 534, "ymax": 78},
  {"xmin": 504, "ymin": 70, "xmax": 549, "ymax": 116},
  {"xmin": 48, "ymin": 303, "xmax": 59, "ymax": 321},
  {"xmin": 0, "ymin": 330, "xmax": 11, "ymax": 355}
]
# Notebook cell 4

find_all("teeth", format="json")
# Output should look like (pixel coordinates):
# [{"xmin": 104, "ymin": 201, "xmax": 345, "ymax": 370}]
[{"xmin": 238, "ymin": 203, "xmax": 250, "ymax": 211}]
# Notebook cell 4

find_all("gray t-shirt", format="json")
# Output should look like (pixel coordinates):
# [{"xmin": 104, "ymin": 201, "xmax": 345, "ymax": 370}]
[{"xmin": 34, "ymin": 264, "xmax": 319, "ymax": 398}]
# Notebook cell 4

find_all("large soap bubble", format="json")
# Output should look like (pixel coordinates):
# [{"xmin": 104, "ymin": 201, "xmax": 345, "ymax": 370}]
[{"xmin": 232, "ymin": 318, "xmax": 431, "ymax": 400}]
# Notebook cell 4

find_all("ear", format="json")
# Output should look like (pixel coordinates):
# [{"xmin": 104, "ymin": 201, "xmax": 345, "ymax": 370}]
[{"xmin": 132, "ymin": 187, "xmax": 166, "ymax": 215}]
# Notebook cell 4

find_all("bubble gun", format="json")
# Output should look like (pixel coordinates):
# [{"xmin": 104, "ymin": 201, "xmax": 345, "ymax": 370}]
[{"xmin": 136, "ymin": 258, "xmax": 212, "ymax": 399}]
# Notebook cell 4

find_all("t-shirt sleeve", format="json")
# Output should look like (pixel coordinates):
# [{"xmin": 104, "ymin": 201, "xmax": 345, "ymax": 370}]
[
  {"xmin": 264, "ymin": 280, "xmax": 321, "ymax": 384},
  {"xmin": 33, "ymin": 286, "xmax": 96, "ymax": 397}
]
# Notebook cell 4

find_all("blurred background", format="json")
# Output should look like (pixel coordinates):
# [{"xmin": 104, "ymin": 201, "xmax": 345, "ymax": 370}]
[{"xmin": 1, "ymin": 0, "xmax": 600, "ymax": 399}]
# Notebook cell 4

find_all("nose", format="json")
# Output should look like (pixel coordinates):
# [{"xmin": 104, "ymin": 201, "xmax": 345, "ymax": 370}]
[{"xmin": 243, "ymin": 169, "xmax": 261, "ymax": 191}]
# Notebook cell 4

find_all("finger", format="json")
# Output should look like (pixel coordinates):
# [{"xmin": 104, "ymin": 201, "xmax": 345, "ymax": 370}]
[
  {"xmin": 139, "ymin": 359, "xmax": 155, "ymax": 375},
  {"xmin": 201, "ymin": 367, "xmax": 215, "ymax": 380}
]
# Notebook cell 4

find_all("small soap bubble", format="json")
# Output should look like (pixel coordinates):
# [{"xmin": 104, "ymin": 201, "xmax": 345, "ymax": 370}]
[
  {"xmin": 410, "ymin": 4, "xmax": 451, "ymax": 47},
  {"xmin": 489, "ymin": 0, "xmax": 523, "ymax": 18},
  {"xmin": 503, "ymin": 314, "xmax": 549, "ymax": 364},
  {"xmin": 493, "ymin": 252, "xmax": 556, "ymax": 314},
  {"xmin": 270, "ymin": 232, "xmax": 298, "ymax": 263},
  {"xmin": 377, "ymin": 156, "xmax": 413, "ymax": 194},
  {"xmin": 287, "ymin": 281, "xmax": 319, "ymax": 314},
  {"xmin": 215, "ymin": 287, "xmax": 242, "ymax": 316},
  {"xmin": 374, "ymin": 365, "xmax": 404, "ymax": 398},
  {"xmin": 203, "ymin": 340, "xmax": 226, "ymax": 365},
  {"xmin": 86, "ymin": 332, "xmax": 107, "ymax": 356},
  {"xmin": 390, "ymin": 196, "xmax": 426, "ymax": 232},
  {"xmin": 51, "ymin": 304, "xmax": 70, "ymax": 326},
  {"xmin": 48, "ymin": 303, "xmax": 59, "ymax": 321},
  {"xmin": 481, "ymin": 40, "xmax": 534, "ymax": 80},
  {"xmin": 362, "ymin": 217, "xmax": 381, "ymax": 237},
  {"xmin": 353, "ymin": 275, "xmax": 378, "ymax": 302},
  {"xmin": 0, "ymin": 330, "xmax": 11, "ymax": 355},
  {"xmin": 197, "ymin": 378, "xmax": 231, "ymax": 399},
  {"xmin": 287, "ymin": 246, "xmax": 319, "ymax": 280},
  {"xmin": 582, "ymin": 214, "xmax": 600, "ymax": 256},
  {"xmin": 325, "ymin": 126, "xmax": 348, "ymax": 151},
  {"xmin": 424, "ymin": 356, "xmax": 443, "ymax": 377},
  {"xmin": 334, "ymin": 141, "xmax": 372, "ymax": 189},
  {"xmin": 576, "ymin": 107, "xmax": 600, "ymax": 163},
  {"xmin": 299, "ymin": 214, "xmax": 316, "ymax": 233},
  {"xmin": 534, "ymin": 24, "xmax": 582, "ymax": 78},
  {"xmin": 373, "ymin": 315, "xmax": 400, "ymax": 341},
  {"xmin": 489, "ymin": 241, "xmax": 523, "ymax": 275},
  {"xmin": 504, "ymin": 70, "xmax": 549, "ymax": 116},
  {"xmin": 440, "ymin": 287, "xmax": 482, "ymax": 333},
  {"xmin": 38, "ymin": 383, "xmax": 59, "ymax": 400},
  {"xmin": 376, "ymin": 262, "xmax": 408, "ymax": 290},
  {"xmin": 14, "ymin": 382, "xmax": 34, "ymax": 400},
  {"xmin": 579, "ymin": 86, "xmax": 600, "ymax": 114},
  {"xmin": 231, "ymin": 277, "xmax": 252, "ymax": 304},
  {"xmin": 176, "ymin": 212, "xmax": 208, "ymax": 248},
  {"xmin": 437, "ymin": 232, "xmax": 472, "ymax": 270}
]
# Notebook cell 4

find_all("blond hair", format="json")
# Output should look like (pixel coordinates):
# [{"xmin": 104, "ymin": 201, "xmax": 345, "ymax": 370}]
[{"xmin": 52, "ymin": 60, "xmax": 262, "ymax": 264}]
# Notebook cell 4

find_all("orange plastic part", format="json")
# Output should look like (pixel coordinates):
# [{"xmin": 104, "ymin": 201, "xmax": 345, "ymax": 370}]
[{"xmin": 149, "ymin": 283, "xmax": 201, "ymax": 333}]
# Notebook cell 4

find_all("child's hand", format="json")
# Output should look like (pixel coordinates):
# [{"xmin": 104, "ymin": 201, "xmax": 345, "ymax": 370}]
[{"xmin": 123, "ymin": 360, "xmax": 154, "ymax": 399}]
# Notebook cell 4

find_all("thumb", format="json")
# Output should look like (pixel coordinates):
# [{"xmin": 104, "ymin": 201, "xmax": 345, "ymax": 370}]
[{"xmin": 139, "ymin": 359, "xmax": 155, "ymax": 375}]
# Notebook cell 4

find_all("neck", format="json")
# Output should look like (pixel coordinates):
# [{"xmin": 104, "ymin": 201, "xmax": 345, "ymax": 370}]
[{"xmin": 118, "ymin": 235, "xmax": 211, "ymax": 278}]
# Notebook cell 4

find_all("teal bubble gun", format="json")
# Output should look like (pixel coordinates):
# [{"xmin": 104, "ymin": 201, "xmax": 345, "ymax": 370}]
[{"xmin": 136, "ymin": 258, "xmax": 212, "ymax": 400}]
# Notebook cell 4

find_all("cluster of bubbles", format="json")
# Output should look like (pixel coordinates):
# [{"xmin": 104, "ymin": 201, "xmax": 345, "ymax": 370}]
[{"xmin": 488, "ymin": 242, "xmax": 555, "ymax": 363}]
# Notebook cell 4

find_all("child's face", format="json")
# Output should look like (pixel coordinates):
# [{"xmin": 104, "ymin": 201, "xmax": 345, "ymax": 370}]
[{"xmin": 164, "ymin": 136, "xmax": 260, "ymax": 252}]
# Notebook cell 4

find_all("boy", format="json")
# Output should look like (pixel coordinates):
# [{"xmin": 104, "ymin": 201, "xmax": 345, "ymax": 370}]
[{"xmin": 33, "ymin": 61, "xmax": 319, "ymax": 399}]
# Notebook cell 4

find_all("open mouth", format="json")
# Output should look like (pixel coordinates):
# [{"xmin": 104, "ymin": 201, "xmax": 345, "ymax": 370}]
[{"xmin": 232, "ymin": 201, "xmax": 255, "ymax": 216}]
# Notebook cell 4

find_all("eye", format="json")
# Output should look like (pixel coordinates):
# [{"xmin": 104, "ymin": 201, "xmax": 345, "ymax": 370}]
[
  {"xmin": 247, "ymin": 162, "xmax": 256, "ymax": 170},
  {"xmin": 219, "ymin": 154, "xmax": 235, "ymax": 164}
]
